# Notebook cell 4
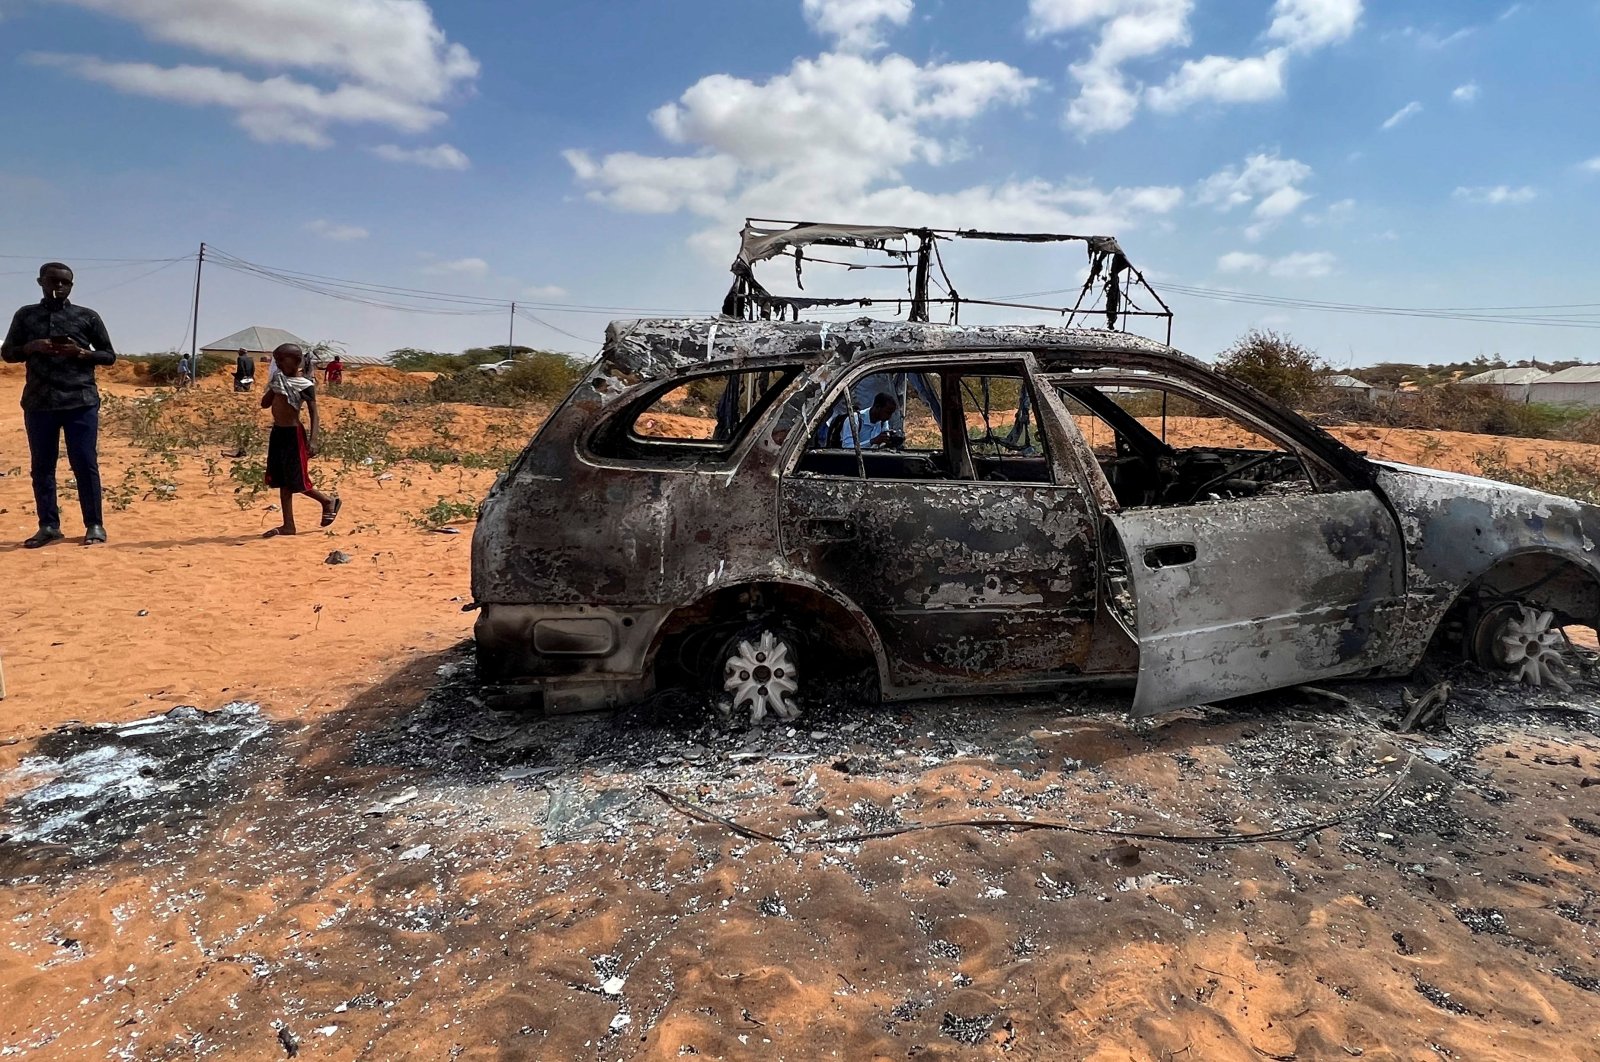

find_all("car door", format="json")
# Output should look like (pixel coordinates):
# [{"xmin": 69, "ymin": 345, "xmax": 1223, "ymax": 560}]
[
  {"xmin": 1045, "ymin": 372, "xmax": 1408, "ymax": 716},
  {"xmin": 778, "ymin": 361, "xmax": 1102, "ymax": 694}
]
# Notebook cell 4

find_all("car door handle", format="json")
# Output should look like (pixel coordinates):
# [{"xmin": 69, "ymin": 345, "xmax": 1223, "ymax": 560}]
[
  {"xmin": 1143, "ymin": 543, "xmax": 1197, "ymax": 569},
  {"xmin": 802, "ymin": 517, "xmax": 857, "ymax": 543}
]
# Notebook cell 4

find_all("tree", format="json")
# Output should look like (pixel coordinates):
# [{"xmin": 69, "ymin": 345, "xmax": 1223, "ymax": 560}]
[{"xmin": 1214, "ymin": 329, "xmax": 1328, "ymax": 406}]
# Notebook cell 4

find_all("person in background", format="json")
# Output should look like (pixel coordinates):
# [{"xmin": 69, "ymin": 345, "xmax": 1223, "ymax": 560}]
[
  {"xmin": 259, "ymin": 343, "xmax": 340, "ymax": 537},
  {"xmin": 324, "ymin": 354, "xmax": 344, "ymax": 387},
  {"xmin": 839, "ymin": 392, "xmax": 899, "ymax": 449},
  {"xmin": 176, "ymin": 351, "xmax": 193, "ymax": 389},
  {"xmin": 234, "ymin": 348, "xmax": 256, "ymax": 392},
  {"xmin": 1, "ymin": 262, "xmax": 116, "ymax": 546}
]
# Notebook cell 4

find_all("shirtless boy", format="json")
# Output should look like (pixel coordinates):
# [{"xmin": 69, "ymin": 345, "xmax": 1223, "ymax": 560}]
[{"xmin": 260, "ymin": 343, "xmax": 340, "ymax": 537}]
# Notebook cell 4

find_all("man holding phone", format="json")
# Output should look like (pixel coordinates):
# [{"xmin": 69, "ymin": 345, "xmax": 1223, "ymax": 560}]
[{"xmin": 1, "ymin": 262, "xmax": 117, "ymax": 546}]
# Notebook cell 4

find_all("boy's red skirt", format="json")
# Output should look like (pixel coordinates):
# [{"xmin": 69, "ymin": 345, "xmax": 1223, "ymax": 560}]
[{"xmin": 266, "ymin": 425, "xmax": 311, "ymax": 492}]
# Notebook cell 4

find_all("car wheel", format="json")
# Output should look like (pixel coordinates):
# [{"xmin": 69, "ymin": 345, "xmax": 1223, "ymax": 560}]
[
  {"xmin": 720, "ymin": 628, "xmax": 801, "ymax": 725},
  {"xmin": 1469, "ymin": 601, "xmax": 1572, "ymax": 691}
]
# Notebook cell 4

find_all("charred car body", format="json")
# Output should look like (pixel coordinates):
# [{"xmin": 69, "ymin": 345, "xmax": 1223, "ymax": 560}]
[{"xmin": 472, "ymin": 223, "xmax": 1598, "ymax": 719}]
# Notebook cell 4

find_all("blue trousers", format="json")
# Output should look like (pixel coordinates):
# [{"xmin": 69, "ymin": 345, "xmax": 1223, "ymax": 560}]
[{"xmin": 24, "ymin": 405, "xmax": 103, "ymax": 529}]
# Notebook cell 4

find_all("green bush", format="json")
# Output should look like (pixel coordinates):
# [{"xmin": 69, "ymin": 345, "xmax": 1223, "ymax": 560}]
[
  {"xmin": 427, "ymin": 351, "xmax": 584, "ymax": 406},
  {"xmin": 139, "ymin": 351, "xmax": 230, "ymax": 384},
  {"xmin": 1325, "ymin": 385, "xmax": 1589, "ymax": 440},
  {"xmin": 1215, "ymin": 329, "xmax": 1328, "ymax": 406},
  {"xmin": 1474, "ymin": 444, "xmax": 1600, "ymax": 504},
  {"xmin": 389, "ymin": 345, "xmax": 531, "ymax": 373}
]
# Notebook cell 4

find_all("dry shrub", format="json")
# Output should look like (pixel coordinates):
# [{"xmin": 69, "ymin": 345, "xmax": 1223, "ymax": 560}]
[{"xmin": 1321, "ymin": 384, "xmax": 1586, "ymax": 440}]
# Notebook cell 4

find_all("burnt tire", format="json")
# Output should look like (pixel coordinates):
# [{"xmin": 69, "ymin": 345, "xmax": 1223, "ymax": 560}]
[
  {"xmin": 715, "ymin": 624, "xmax": 802, "ymax": 724},
  {"xmin": 1468, "ymin": 601, "xmax": 1572, "ymax": 690}
]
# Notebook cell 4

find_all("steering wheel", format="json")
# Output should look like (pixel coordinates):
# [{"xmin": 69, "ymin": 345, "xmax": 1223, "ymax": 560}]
[{"xmin": 1179, "ymin": 452, "xmax": 1287, "ymax": 505}]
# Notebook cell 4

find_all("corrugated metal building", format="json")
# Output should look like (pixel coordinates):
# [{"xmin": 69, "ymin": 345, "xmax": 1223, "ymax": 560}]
[
  {"xmin": 200, "ymin": 326, "xmax": 310, "ymax": 360},
  {"xmin": 200, "ymin": 327, "xmax": 392, "ymax": 367},
  {"xmin": 1324, "ymin": 373, "xmax": 1376, "ymax": 402},
  {"xmin": 1528, "ymin": 365, "xmax": 1600, "ymax": 408},
  {"xmin": 1458, "ymin": 366, "xmax": 1549, "ymax": 402}
]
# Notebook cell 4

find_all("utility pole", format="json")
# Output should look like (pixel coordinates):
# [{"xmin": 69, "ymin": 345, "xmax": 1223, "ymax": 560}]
[
  {"xmin": 189, "ymin": 242, "xmax": 205, "ymax": 363},
  {"xmin": 508, "ymin": 301, "xmax": 516, "ymax": 356}
]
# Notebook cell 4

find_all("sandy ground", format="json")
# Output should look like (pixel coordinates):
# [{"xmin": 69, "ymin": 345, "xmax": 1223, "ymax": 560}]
[{"xmin": 1, "ymin": 365, "xmax": 1597, "ymax": 1059}]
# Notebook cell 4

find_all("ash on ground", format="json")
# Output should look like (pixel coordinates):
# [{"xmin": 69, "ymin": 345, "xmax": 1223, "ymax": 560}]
[{"xmin": 0, "ymin": 702, "xmax": 273, "ymax": 868}]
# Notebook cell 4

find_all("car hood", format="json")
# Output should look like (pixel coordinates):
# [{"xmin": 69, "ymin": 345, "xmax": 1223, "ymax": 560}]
[{"xmin": 1373, "ymin": 459, "xmax": 1578, "ymax": 506}]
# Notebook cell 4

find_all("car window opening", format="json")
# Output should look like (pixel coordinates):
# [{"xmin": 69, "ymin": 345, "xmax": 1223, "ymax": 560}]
[
  {"xmin": 1054, "ymin": 380, "xmax": 1315, "ymax": 509},
  {"xmin": 589, "ymin": 367, "xmax": 798, "ymax": 464},
  {"xmin": 795, "ymin": 367, "xmax": 1052, "ymax": 484}
]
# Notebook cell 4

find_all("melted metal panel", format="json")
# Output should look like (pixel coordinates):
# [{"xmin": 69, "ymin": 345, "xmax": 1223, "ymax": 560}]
[{"xmin": 1108, "ymin": 489, "xmax": 1406, "ymax": 715}]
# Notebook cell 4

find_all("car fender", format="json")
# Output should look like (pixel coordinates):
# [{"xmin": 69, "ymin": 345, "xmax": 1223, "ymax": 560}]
[{"xmin": 649, "ymin": 566, "xmax": 893, "ymax": 689}]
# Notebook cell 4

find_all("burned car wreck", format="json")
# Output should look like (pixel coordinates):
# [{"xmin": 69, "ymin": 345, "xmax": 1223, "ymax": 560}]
[{"xmin": 472, "ymin": 222, "xmax": 1600, "ymax": 720}]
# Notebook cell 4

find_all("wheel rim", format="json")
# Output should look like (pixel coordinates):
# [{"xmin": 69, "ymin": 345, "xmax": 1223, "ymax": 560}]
[
  {"xmin": 723, "ymin": 631, "xmax": 800, "ymax": 723},
  {"xmin": 1473, "ymin": 602, "xmax": 1571, "ymax": 691}
]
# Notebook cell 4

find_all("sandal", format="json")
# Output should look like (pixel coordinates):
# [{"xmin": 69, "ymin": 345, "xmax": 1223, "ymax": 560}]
[
  {"xmin": 321, "ymin": 497, "xmax": 342, "ymax": 527},
  {"xmin": 262, "ymin": 527, "xmax": 295, "ymax": 538}
]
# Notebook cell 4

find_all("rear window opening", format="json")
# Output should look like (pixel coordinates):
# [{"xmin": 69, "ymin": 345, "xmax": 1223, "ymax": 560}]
[{"xmin": 588, "ymin": 367, "xmax": 798, "ymax": 465}]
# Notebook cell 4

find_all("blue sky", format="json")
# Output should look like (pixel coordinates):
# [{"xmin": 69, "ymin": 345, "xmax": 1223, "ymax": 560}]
[{"xmin": 1, "ymin": 0, "xmax": 1596, "ymax": 367}]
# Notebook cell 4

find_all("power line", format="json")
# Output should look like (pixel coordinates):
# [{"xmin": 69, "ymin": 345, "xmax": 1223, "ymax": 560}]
[
  {"xmin": 95, "ymin": 256, "xmax": 193, "ymax": 294},
  {"xmin": 515, "ymin": 307, "xmax": 600, "ymax": 344}
]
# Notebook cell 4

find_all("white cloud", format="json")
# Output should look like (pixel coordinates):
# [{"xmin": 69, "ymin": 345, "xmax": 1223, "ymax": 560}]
[
  {"xmin": 1453, "ymin": 185, "xmax": 1536, "ymax": 205},
  {"xmin": 1217, "ymin": 251, "xmax": 1267, "ymax": 273},
  {"xmin": 563, "ymin": 150, "xmax": 739, "ymax": 214},
  {"xmin": 1218, "ymin": 249, "xmax": 1336, "ymax": 278},
  {"xmin": 306, "ymin": 219, "xmax": 369, "ymax": 241},
  {"xmin": 29, "ymin": 54, "xmax": 445, "ymax": 146},
  {"xmin": 423, "ymin": 257, "xmax": 490, "ymax": 276},
  {"xmin": 373, "ymin": 143, "xmax": 471, "ymax": 170},
  {"xmin": 1198, "ymin": 152, "xmax": 1314, "ymax": 239},
  {"xmin": 1303, "ymin": 197, "xmax": 1355, "ymax": 226},
  {"xmin": 1395, "ymin": 25, "xmax": 1474, "ymax": 50},
  {"xmin": 1452, "ymin": 81, "xmax": 1479, "ymax": 103},
  {"xmin": 1581, "ymin": 157, "xmax": 1600, "ymax": 174},
  {"xmin": 1028, "ymin": 0, "xmax": 1194, "ymax": 134},
  {"xmin": 1033, "ymin": 0, "xmax": 1364, "ymax": 134},
  {"xmin": 801, "ymin": 0, "xmax": 913, "ymax": 52},
  {"xmin": 636, "ymin": 52, "xmax": 1037, "ymax": 193},
  {"xmin": 1381, "ymin": 100, "xmax": 1422, "ymax": 129},
  {"xmin": 55, "ymin": 0, "xmax": 476, "ymax": 102},
  {"xmin": 1266, "ymin": 0, "xmax": 1362, "ymax": 52},
  {"xmin": 521, "ymin": 284, "xmax": 569, "ymax": 300},
  {"xmin": 37, "ymin": 0, "xmax": 474, "ymax": 148},
  {"xmin": 1271, "ymin": 251, "xmax": 1336, "ymax": 277},
  {"xmin": 567, "ymin": 45, "xmax": 1182, "ymax": 243},
  {"xmin": 1147, "ymin": 50, "xmax": 1288, "ymax": 112}
]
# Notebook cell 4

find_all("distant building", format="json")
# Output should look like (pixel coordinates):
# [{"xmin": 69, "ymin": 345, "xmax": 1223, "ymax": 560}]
[
  {"xmin": 1323, "ymin": 373, "xmax": 1377, "ymax": 402},
  {"xmin": 200, "ymin": 325, "xmax": 311, "ymax": 362},
  {"xmin": 1528, "ymin": 365, "xmax": 1600, "ymax": 408},
  {"xmin": 1458, "ymin": 366, "xmax": 1549, "ymax": 403},
  {"xmin": 200, "ymin": 327, "xmax": 390, "ymax": 370}
]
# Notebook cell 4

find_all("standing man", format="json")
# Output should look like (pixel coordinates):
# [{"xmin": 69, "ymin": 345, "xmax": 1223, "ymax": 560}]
[
  {"xmin": 1, "ymin": 262, "xmax": 116, "ymax": 547},
  {"xmin": 234, "ymin": 347, "xmax": 255, "ymax": 392}
]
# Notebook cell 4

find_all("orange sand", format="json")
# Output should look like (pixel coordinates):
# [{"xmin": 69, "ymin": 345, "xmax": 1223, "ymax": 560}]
[{"xmin": 2, "ymin": 365, "xmax": 1598, "ymax": 1060}]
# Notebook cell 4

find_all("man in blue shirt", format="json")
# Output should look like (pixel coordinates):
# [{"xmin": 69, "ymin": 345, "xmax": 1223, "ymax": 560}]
[
  {"xmin": 839, "ymin": 392, "xmax": 899, "ymax": 449},
  {"xmin": 1, "ymin": 262, "xmax": 117, "ymax": 547}
]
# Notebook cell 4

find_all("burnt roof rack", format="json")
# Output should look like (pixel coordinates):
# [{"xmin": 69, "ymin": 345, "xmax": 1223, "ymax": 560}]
[{"xmin": 722, "ymin": 217, "xmax": 1173, "ymax": 344}]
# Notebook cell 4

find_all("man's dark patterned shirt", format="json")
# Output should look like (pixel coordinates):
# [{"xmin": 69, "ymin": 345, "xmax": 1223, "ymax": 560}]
[{"xmin": 1, "ymin": 299, "xmax": 117, "ymax": 411}]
